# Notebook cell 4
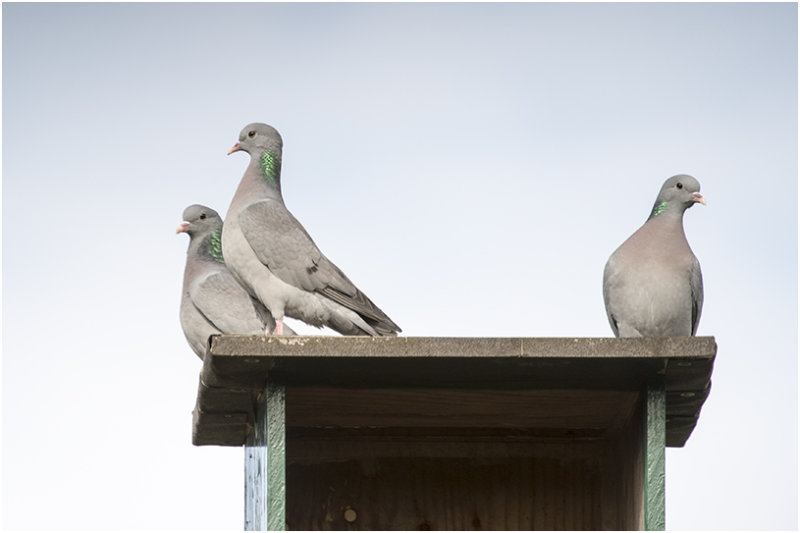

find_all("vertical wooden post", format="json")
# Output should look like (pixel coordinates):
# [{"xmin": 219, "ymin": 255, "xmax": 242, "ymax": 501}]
[
  {"xmin": 643, "ymin": 381, "xmax": 666, "ymax": 531},
  {"xmin": 245, "ymin": 379, "xmax": 286, "ymax": 531}
]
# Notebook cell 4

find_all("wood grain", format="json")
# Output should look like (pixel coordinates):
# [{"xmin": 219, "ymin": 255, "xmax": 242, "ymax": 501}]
[
  {"xmin": 283, "ymin": 387, "xmax": 649, "ymax": 530},
  {"xmin": 287, "ymin": 387, "xmax": 641, "ymax": 431}
]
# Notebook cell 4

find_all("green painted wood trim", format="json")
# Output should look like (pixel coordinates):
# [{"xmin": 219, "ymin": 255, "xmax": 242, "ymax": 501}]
[
  {"xmin": 644, "ymin": 381, "xmax": 666, "ymax": 531},
  {"xmin": 244, "ymin": 380, "xmax": 286, "ymax": 531}
]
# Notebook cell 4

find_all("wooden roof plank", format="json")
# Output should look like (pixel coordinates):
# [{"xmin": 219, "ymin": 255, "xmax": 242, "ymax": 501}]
[{"xmin": 192, "ymin": 336, "xmax": 716, "ymax": 448}]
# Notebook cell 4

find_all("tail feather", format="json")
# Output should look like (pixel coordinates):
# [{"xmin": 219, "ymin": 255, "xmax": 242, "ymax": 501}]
[{"xmin": 319, "ymin": 286, "xmax": 401, "ymax": 335}]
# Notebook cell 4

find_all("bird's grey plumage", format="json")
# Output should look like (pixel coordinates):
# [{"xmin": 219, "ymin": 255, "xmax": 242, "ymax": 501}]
[
  {"xmin": 222, "ymin": 122, "xmax": 401, "ymax": 336},
  {"xmin": 177, "ymin": 204, "xmax": 294, "ymax": 359},
  {"xmin": 603, "ymin": 175, "xmax": 705, "ymax": 337}
]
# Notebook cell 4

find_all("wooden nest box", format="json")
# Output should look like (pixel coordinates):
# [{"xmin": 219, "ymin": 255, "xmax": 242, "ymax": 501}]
[{"xmin": 193, "ymin": 336, "xmax": 716, "ymax": 531}]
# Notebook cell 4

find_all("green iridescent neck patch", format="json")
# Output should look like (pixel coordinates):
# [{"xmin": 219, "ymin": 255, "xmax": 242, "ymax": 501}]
[
  {"xmin": 260, "ymin": 151, "xmax": 280, "ymax": 186},
  {"xmin": 652, "ymin": 201, "xmax": 668, "ymax": 217},
  {"xmin": 207, "ymin": 227, "xmax": 224, "ymax": 264}
]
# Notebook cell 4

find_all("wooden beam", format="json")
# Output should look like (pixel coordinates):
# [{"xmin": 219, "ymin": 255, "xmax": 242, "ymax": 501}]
[
  {"xmin": 245, "ymin": 380, "xmax": 286, "ymax": 531},
  {"xmin": 193, "ymin": 336, "xmax": 716, "ymax": 448},
  {"xmin": 644, "ymin": 381, "xmax": 666, "ymax": 530}
]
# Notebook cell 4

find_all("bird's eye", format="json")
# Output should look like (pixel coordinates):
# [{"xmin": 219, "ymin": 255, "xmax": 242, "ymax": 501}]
[
  {"xmin": 248, "ymin": 130, "xmax": 256, "ymax": 138},
  {"xmin": 676, "ymin": 182, "xmax": 683, "ymax": 189},
  {"xmin": 200, "ymin": 213, "xmax": 207, "ymax": 220}
]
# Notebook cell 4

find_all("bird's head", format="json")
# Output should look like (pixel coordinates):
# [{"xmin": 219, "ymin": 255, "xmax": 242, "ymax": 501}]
[
  {"xmin": 649, "ymin": 174, "xmax": 706, "ymax": 219},
  {"xmin": 227, "ymin": 122, "xmax": 283, "ymax": 158},
  {"xmin": 176, "ymin": 204, "xmax": 222, "ymax": 236}
]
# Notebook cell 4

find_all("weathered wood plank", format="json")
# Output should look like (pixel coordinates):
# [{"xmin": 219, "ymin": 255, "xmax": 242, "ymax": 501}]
[
  {"xmin": 244, "ymin": 439, "xmax": 264, "ymax": 529},
  {"xmin": 196, "ymin": 378, "xmax": 254, "ymax": 413},
  {"xmin": 194, "ymin": 336, "xmax": 716, "ymax": 448},
  {"xmin": 265, "ymin": 381, "xmax": 286, "ymax": 531},
  {"xmin": 644, "ymin": 382, "xmax": 666, "ymax": 531},
  {"xmin": 206, "ymin": 336, "xmax": 715, "ymax": 391},
  {"xmin": 192, "ymin": 410, "xmax": 249, "ymax": 446},
  {"xmin": 210, "ymin": 335, "xmax": 716, "ymax": 360},
  {"xmin": 280, "ymin": 384, "xmax": 650, "ymax": 529},
  {"xmin": 287, "ymin": 387, "xmax": 640, "ymax": 430},
  {"xmin": 288, "ymin": 433, "xmax": 611, "ymax": 461},
  {"xmin": 287, "ymin": 455, "xmax": 607, "ymax": 530},
  {"xmin": 245, "ymin": 380, "xmax": 286, "ymax": 531}
]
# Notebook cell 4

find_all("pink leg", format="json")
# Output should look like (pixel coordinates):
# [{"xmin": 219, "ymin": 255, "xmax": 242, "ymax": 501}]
[{"xmin": 266, "ymin": 319, "xmax": 283, "ymax": 336}]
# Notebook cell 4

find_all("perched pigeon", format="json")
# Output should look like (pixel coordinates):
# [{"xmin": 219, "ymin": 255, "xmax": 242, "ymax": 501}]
[
  {"xmin": 222, "ymin": 123, "xmax": 401, "ymax": 336},
  {"xmin": 603, "ymin": 175, "xmax": 706, "ymax": 337},
  {"xmin": 177, "ymin": 204, "xmax": 294, "ymax": 359}
]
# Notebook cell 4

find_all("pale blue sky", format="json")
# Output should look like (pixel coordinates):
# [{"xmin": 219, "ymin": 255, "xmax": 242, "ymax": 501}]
[{"xmin": 3, "ymin": 2, "xmax": 797, "ymax": 530}]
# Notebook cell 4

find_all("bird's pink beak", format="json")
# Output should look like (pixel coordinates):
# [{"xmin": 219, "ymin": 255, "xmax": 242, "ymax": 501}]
[
  {"xmin": 692, "ymin": 192, "xmax": 707, "ymax": 206},
  {"xmin": 227, "ymin": 142, "xmax": 241, "ymax": 156},
  {"xmin": 176, "ymin": 222, "xmax": 190, "ymax": 234}
]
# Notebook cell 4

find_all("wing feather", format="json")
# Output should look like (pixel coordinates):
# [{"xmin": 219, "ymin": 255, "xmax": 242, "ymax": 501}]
[
  {"xmin": 689, "ymin": 255, "xmax": 704, "ymax": 336},
  {"xmin": 602, "ymin": 255, "xmax": 621, "ymax": 337},
  {"xmin": 190, "ymin": 270, "xmax": 270, "ymax": 334},
  {"xmin": 239, "ymin": 200, "xmax": 401, "ymax": 334}
]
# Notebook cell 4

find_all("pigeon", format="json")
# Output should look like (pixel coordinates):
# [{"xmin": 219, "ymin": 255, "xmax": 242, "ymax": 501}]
[
  {"xmin": 222, "ymin": 122, "xmax": 401, "ymax": 336},
  {"xmin": 603, "ymin": 175, "xmax": 706, "ymax": 337},
  {"xmin": 177, "ymin": 204, "xmax": 295, "ymax": 359}
]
